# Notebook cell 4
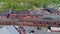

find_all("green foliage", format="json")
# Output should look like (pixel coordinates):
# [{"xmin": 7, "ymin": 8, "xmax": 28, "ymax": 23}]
[{"xmin": 0, "ymin": 0, "xmax": 60, "ymax": 11}]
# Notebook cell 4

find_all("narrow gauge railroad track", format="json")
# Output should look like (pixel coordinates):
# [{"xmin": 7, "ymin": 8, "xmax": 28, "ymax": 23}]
[{"xmin": 0, "ymin": 19, "xmax": 60, "ymax": 27}]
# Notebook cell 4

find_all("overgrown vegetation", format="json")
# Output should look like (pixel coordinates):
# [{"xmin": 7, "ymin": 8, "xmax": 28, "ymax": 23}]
[{"xmin": 0, "ymin": 0, "xmax": 60, "ymax": 11}]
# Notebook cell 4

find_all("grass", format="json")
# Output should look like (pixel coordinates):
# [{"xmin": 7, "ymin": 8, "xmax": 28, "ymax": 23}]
[{"xmin": 0, "ymin": 0, "xmax": 60, "ymax": 12}]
